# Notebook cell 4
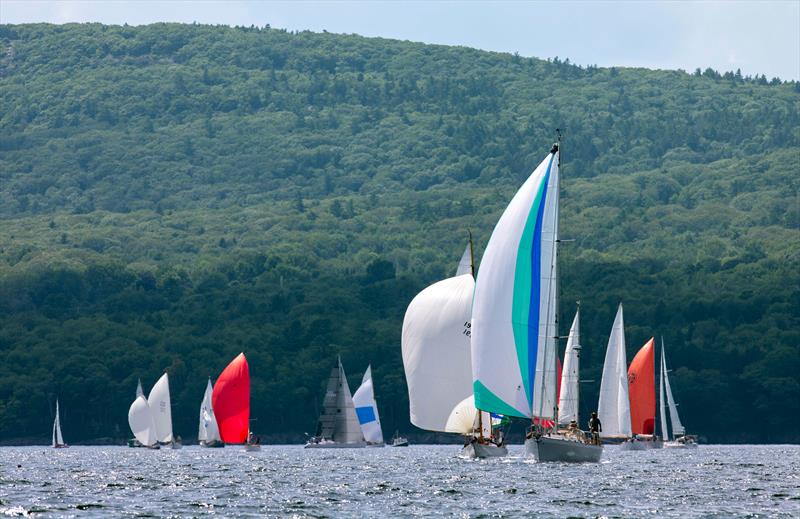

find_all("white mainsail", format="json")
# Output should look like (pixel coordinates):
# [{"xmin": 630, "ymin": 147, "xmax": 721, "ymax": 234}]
[
  {"xmin": 557, "ymin": 309, "xmax": 581, "ymax": 427},
  {"xmin": 148, "ymin": 373, "xmax": 173, "ymax": 444},
  {"xmin": 128, "ymin": 395, "xmax": 158, "ymax": 447},
  {"xmin": 597, "ymin": 304, "xmax": 632, "ymax": 438},
  {"xmin": 662, "ymin": 339, "xmax": 685, "ymax": 437},
  {"xmin": 352, "ymin": 366, "xmax": 384, "ymax": 444},
  {"xmin": 471, "ymin": 149, "xmax": 560, "ymax": 419},
  {"xmin": 52, "ymin": 399, "xmax": 64, "ymax": 447},
  {"xmin": 198, "ymin": 378, "xmax": 221, "ymax": 443},
  {"xmin": 402, "ymin": 252, "xmax": 475, "ymax": 432},
  {"xmin": 659, "ymin": 342, "xmax": 669, "ymax": 440}
]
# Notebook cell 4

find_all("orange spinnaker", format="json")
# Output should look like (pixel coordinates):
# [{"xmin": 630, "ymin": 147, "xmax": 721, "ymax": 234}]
[
  {"xmin": 212, "ymin": 352, "xmax": 250, "ymax": 444},
  {"xmin": 628, "ymin": 338, "xmax": 655, "ymax": 435}
]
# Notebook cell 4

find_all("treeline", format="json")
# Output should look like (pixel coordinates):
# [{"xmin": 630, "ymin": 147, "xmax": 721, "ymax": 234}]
[{"xmin": 0, "ymin": 23, "xmax": 797, "ymax": 443}]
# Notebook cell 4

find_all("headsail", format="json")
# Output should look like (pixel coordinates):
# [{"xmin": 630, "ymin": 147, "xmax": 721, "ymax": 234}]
[
  {"xmin": 445, "ymin": 395, "xmax": 481, "ymax": 435},
  {"xmin": 148, "ymin": 373, "xmax": 173, "ymax": 443},
  {"xmin": 334, "ymin": 358, "xmax": 364, "ymax": 443},
  {"xmin": 598, "ymin": 304, "xmax": 632, "ymax": 438},
  {"xmin": 128, "ymin": 395, "xmax": 158, "ymax": 447},
  {"xmin": 352, "ymin": 366, "xmax": 384, "ymax": 444},
  {"xmin": 52, "ymin": 399, "xmax": 64, "ymax": 447},
  {"xmin": 662, "ymin": 339, "xmax": 685, "ymax": 436},
  {"xmin": 402, "ymin": 244, "xmax": 475, "ymax": 432},
  {"xmin": 198, "ymin": 378, "xmax": 221, "ymax": 443},
  {"xmin": 471, "ymin": 149, "xmax": 560, "ymax": 419},
  {"xmin": 628, "ymin": 338, "xmax": 656, "ymax": 435},
  {"xmin": 212, "ymin": 353, "xmax": 251, "ymax": 444},
  {"xmin": 557, "ymin": 309, "xmax": 581, "ymax": 427}
]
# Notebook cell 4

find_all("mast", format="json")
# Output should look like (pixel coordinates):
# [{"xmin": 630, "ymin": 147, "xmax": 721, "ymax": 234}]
[
  {"xmin": 468, "ymin": 230, "xmax": 475, "ymax": 278},
  {"xmin": 469, "ymin": 229, "xmax": 485, "ymax": 442}
]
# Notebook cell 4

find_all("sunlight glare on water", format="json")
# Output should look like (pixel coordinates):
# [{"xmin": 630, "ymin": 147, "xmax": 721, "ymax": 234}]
[{"xmin": 1, "ymin": 445, "xmax": 799, "ymax": 517}]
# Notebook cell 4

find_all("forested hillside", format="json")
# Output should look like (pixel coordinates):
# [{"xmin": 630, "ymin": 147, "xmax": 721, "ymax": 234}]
[{"xmin": 0, "ymin": 23, "xmax": 797, "ymax": 443}]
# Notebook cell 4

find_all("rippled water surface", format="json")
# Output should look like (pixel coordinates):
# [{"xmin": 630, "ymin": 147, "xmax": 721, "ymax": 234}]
[{"xmin": 1, "ymin": 444, "xmax": 799, "ymax": 517}]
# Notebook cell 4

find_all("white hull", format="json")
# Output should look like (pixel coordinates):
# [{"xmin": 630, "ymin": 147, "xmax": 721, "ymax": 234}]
[
  {"xmin": 460, "ymin": 442, "xmax": 508, "ymax": 459},
  {"xmin": 664, "ymin": 441, "xmax": 698, "ymax": 449},
  {"xmin": 525, "ymin": 435, "xmax": 602, "ymax": 463},
  {"xmin": 304, "ymin": 441, "xmax": 366, "ymax": 449}
]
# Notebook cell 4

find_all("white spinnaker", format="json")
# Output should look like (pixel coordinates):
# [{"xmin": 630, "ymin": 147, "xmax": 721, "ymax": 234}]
[
  {"xmin": 598, "ymin": 304, "xmax": 632, "ymax": 437},
  {"xmin": 198, "ymin": 378, "xmax": 221, "ymax": 442},
  {"xmin": 557, "ymin": 310, "xmax": 581, "ymax": 427},
  {"xmin": 128, "ymin": 395, "xmax": 158, "ymax": 447},
  {"xmin": 402, "ymin": 274, "xmax": 475, "ymax": 431},
  {"xmin": 148, "ymin": 373, "xmax": 173, "ymax": 443},
  {"xmin": 52, "ymin": 400, "xmax": 64, "ymax": 446},
  {"xmin": 455, "ymin": 243, "xmax": 472, "ymax": 276},
  {"xmin": 445, "ymin": 395, "xmax": 479, "ymax": 435},
  {"xmin": 662, "ymin": 341, "xmax": 685, "ymax": 436},
  {"xmin": 659, "ymin": 344, "xmax": 670, "ymax": 440},
  {"xmin": 352, "ymin": 366, "xmax": 384, "ymax": 444},
  {"xmin": 335, "ymin": 359, "xmax": 365, "ymax": 444},
  {"xmin": 471, "ymin": 151, "xmax": 558, "ymax": 418}
]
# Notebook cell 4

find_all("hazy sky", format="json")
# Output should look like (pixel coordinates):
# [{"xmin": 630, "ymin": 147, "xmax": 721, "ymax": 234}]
[{"xmin": 2, "ymin": 0, "xmax": 798, "ymax": 80}]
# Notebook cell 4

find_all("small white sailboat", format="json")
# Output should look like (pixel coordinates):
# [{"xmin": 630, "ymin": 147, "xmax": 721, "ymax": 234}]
[
  {"xmin": 390, "ymin": 430, "xmax": 409, "ymax": 447},
  {"xmin": 52, "ymin": 399, "xmax": 68, "ymax": 449},
  {"xmin": 597, "ymin": 304, "xmax": 643, "ymax": 450},
  {"xmin": 198, "ymin": 378, "xmax": 224, "ymax": 448},
  {"xmin": 401, "ymin": 238, "xmax": 506, "ymax": 458},
  {"xmin": 148, "ymin": 373, "xmax": 181, "ymax": 449},
  {"xmin": 305, "ymin": 357, "xmax": 366, "ymax": 448},
  {"xmin": 128, "ymin": 395, "xmax": 160, "ymax": 449},
  {"xmin": 352, "ymin": 366, "xmax": 385, "ymax": 447},
  {"xmin": 660, "ymin": 338, "xmax": 697, "ymax": 448}
]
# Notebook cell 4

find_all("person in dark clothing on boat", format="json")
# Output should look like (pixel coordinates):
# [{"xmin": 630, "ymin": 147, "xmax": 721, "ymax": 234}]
[{"xmin": 588, "ymin": 412, "xmax": 602, "ymax": 445}]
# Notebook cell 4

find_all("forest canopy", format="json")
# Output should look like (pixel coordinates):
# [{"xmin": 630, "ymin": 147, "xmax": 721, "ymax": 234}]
[{"xmin": 0, "ymin": 23, "xmax": 798, "ymax": 443}]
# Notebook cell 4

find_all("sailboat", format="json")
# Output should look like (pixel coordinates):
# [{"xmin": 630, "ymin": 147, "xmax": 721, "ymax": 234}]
[
  {"xmin": 52, "ymin": 399, "xmax": 68, "ymax": 448},
  {"xmin": 128, "ymin": 395, "xmax": 160, "ymax": 449},
  {"xmin": 402, "ymin": 238, "xmax": 506, "ymax": 458},
  {"xmin": 526, "ymin": 306, "xmax": 603, "ymax": 461},
  {"xmin": 148, "ymin": 373, "xmax": 181, "ymax": 449},
  {"xmin": 597, "ymin": 303, "xmax": 634, "ymax": 446},
  {"xmin": 212, "ymin": 353, "xmax": 259, "ymax": 450},
  {"xmin": 660, "ymin": 338, "xmax": 697, "ymax": 448},
  {"xmin": 627, "ymin": 338, "xmax": 662, "ymax": 449},
  {"xmin": 352, "ymin": 366, "xmax": 385, "ymax": 447},
  {"xmin": 306, "ymin": 357, "xmax": 366, "ymax": 448},
  {"xmin": 198, "ymin": 378, "xmax": 224, "ymax": 448}
]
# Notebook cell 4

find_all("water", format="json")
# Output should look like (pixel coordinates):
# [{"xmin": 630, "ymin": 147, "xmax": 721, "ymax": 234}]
[{"xmin": 1, "ymin": 444, "xmax": 798, "ymax": 517}]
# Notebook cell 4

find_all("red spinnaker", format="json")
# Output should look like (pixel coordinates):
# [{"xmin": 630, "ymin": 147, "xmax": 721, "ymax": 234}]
[
  {"xmin": 628, "ymin": 338, "xmax": 655, "ymax": 435},
  {"xmin": 212, "ymin": 352, "xmax": 250, "ymax": 444}
]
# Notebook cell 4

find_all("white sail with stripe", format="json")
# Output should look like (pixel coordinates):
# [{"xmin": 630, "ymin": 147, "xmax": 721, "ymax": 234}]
[
  {"xmin": 352, "ymin": 366, "xmax": 384, "ymax": 444},
  {"xmin": 471, "ymin": 149, "xmax": 560, "ymax": 419}
]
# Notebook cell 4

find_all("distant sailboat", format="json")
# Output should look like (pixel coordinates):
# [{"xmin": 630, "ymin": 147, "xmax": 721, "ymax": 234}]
[
  {"xmin": 660, "ymin": 338, "xmax": 697, "ymax": 448},
  {"xmin": 136, "ymin": 378, "xmax": 144, "ymax": 398},
  {"xmin": 52, "ymin": 399, "xmax": 68, "ymax": 449},
  {"xmin": 198, "ymin": 378, "xmax": 223, "ymax": 448},
  {"xmin": 128, "ymin": 395, "xmax": 159, "ymax": 449},
  {"xmin": 401, "ymin": 237, "xmax": 505, "ymax": 457},
  {"xmin": 598, "ymin": 303, "xmax": 634, "ymax": 446},
  {"xmin": 305, "ymin": 357, "xmax": 366, "ymax": 448},
  {"xmin": 352, "ymin": 366, "xmax": 385, "ymax": 447},
  {"xmin": 148, "ymin": 373, "xmax": 181, "ymax": 449},
  {"xmin": 212, "ymin": 353, "xmax": 257, "ymax": 449},
  {"xmin": 627, "ymin": 338, "xmax": 662, "ymax": 449}
]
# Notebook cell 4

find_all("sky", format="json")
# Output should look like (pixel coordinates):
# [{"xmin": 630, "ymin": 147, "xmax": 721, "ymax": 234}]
[{"xmin": 1, "ymin": 0, "xmax": 798, "ymax": 81}]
